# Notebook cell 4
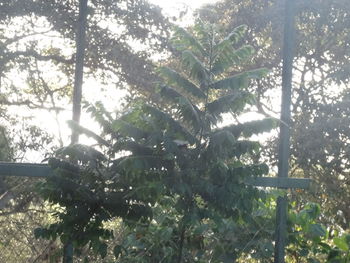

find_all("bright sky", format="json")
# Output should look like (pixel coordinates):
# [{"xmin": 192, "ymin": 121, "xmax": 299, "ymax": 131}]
[
  {"xmin": 149, "ymin": 0, "xmax": 220, "ymax": 18},
  {"xmin": 18, "ymin": 0, "xmax": 275, "ymax": 162},
  {"xmin": 149, "ymin": 0, "xmax": 219, "ymax": 10},
  {"xmin": 18, "ymin": 0, "xmax": 223, "ymax": 162}
]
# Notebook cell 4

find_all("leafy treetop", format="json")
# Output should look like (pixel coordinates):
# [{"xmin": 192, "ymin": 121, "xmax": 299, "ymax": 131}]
[{"xmin": 36, "ymin": 22, "xmax": 277, "ymax": 262}]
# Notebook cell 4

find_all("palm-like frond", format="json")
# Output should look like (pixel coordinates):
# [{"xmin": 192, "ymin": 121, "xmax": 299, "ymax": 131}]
[
  {"xmin": 208, "ymin": 130, "xmax": 236, "ymax": 155},
  {"xmin": 143, "ymin": 105, "xmax": 198, "ymax": 145},
  {"xmin": 160, "ymin": 86, "xmax": 201, "ymax": 131},
  {"xmin": 84, "ymin": 102, "xmax": 113, "ymax": 133},
  {"xmin": 39, "ymin": 22, "xmax": 274, "ymax": 255},
  {"xmin": 67, "ymin": 120, "xmax": 110, "ymax": 146},
  {"xmin": 182, "ymin": 50, "xmax": 209, "ymax": 84},
  {"xmin": 117, "ymin": 155, "xmax": 174, "ymax": 172},
  {"xmin": 231, "ymin": 140, "xmax": 260, "ymax": 158},
  {"xmin": 157, "ymin": 66, "xmax": 206, "ymax": 99},
  {"xmin": 211, "ymin": 68, "xmax": 268, "ymax": 91},
  {"xmin": 163, "ymin": 136, "xmax": 184, "ymax": 152},
  {"xmin": 192, "ymin": 22, "xmax": 212, "ymax": 52},
  {"xmin": 212, "ymin": 45, "xmax": 255, "ymax": 75},
  {"xmin": 172, "ymin": 26, "xmax": 208, "ymax": 57},
  {"xmin": 55, "ymin": 144, "xmax": 106, "ymax": 165},
  {"xmin": 112, "ymin": 119, "xmax": 149, "ymax": 141},
  {"xmin": 218, "ymin": 118, "xmax": 277, "ymax": 138},
  {"xmin": 114, "ymin": 140, "xmax": 154, "ymax": 156},
  {"xmin": 206, "ymin": 92, "xmax": 253, "ymax": 120},
  {"xmin": 211, "ymin": 72, "xmax": 249, "ymax": 91},
  {"xmin": 203, "ymin": 131, "xmax": 261, "ymax": 161},
  {"xmin": 244, "ymin": 68, "xmax": 269, "ymax": 79},
  {"xmin": 225, "ymin": 25, "xmax": 248, "ymax": 45}
]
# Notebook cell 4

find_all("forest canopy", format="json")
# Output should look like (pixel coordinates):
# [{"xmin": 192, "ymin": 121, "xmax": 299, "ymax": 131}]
[{"xmin": 0, "ymin": 0, "xmax": 350, "ymax": 262}]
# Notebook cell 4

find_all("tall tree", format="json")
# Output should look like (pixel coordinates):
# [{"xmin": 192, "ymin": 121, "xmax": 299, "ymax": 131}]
[
  {"xmin": 197, "ymin": 0, "xmax": 350, "ymax": 229},
  {"xmin": 0, "ymin": 0, "xmax": 170, "ymax": 144},
  {"xmin": 36, "ymin": 22, "xmax": 276, "ymax": 262},
  {"xmin": 0, "ymin": 1, "xmax": 170, "ymax": 261}
]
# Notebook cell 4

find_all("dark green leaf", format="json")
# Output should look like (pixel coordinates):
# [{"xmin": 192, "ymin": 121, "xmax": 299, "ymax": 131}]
[
  {"xmin": 157, "ymin": 66, "xmax": 206, "ymax": 99},
  {"xmin": 113, "ymin": 245, "xmax": 123, "ymax": 259}
]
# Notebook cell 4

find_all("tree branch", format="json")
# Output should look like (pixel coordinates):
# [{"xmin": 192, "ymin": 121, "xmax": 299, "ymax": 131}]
[{"xmin": 5, "ymin": 50, "xmax": 74, "ymax": 64}]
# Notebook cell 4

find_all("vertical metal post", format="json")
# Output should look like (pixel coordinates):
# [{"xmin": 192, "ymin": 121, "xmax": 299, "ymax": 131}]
[
  {"xmin": 274, "ymin": 0, "xmax": 296, "ymax": 262},
  {"xmin": 64, "ymin": 0, "xmax": 89, "ymax": 262},
  {"xmin": 71, "ymin": 0, "xmax": 89, "ymax": 144}
]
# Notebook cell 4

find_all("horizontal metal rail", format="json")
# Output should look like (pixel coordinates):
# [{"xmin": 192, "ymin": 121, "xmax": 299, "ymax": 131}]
[
  {"xmin": 0, "ymin": 162, "xmax": 311, "ymax": 189},
  {"xmin": 247, "ymin": 177, "xmax": 311, "ymax": 189},
  {"xmin": 0, "ymin": 162, "xmax": 53, "ymax": 177}
]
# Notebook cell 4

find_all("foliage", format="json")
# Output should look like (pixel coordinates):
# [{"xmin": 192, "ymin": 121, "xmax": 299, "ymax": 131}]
[
  {"xmin": 0, "ymin": 126, "xmax": 11, "ymax": 161},
  {"xmin": 36, "ymin": 22, "xmax": 276, "ymax": 261},
  {"xmin": 287, "ymin": 202, "xmax": 350, "ymax": 263},
  {"xmin": 197, "ymin": 0, "xmax": 350, "ymax": 232},
  {"xmin": 0, "ymin": 124, "xmax": 58, "ymax": 262},
  {"xmin": 0, "ymin": 0, "xmax": 170, "ymax": 152},
  {"xmin": 0, "ymin": 1, "xmax": 170, "ymax": 260}
]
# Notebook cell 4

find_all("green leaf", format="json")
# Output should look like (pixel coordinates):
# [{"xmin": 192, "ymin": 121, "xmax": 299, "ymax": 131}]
[
  {"xmin": 34, "ymin": 228, "xmax": 47, "ymax": 239},
  {"xmin": 212, "ymin": 25, "xmax": 250, "ymax": 74},
  {"xmin": 230, "ymin": 163, "xmax": 269, "ymax": 178},
  {"xmin": 172, "ymin": 26, "xmax": 207, "ymax": 57},
  {"xmin": 143, "ymin": 105, "xmax": 198, "ymax": 145},
  {"xmin": 213, "ymin": 25, "xmax": 248, "ymax": 54},
  {"xmin": 112, "ymin": 119, "xmax": 148, "ymax": 140},
  {"xmin": 227, "ymin": 25, "xmax": 248, "ymax": 42},
  {"xmin": 113, "ymin": 245, "xmax": 123, "ymax": 259},
  {"xmin": 157, "ymin": 66, "xmax": 206, "ymax": 99},
  {"xmin": 232, "ymin": 140, "xmax": 260, "ymax": 157},
  {"xmin": 56, "ymin": 144, "xmax": 106, "ymax": 164},
  {"xmin": 308, "ymin": 224, "xmax": 326, "ymax": 238},
  {"xmin": 99, "ymin": 242, "xmax": 108, "ymax": 258},
  {"xmin": 302, "ymin": 203, "xmax": 321, "ymax": 220},
  {"xmin": 67, "ymin": 120, "xmax": 110, "ymax": 146},
  {"xmin": 219, "ymin": 118, "xmax": 277, "ymax": 137},
  {"xmin": 181, "ymin": 50, "xmax": 209, "ymax": 84},
  {"xmin": 209, "ymin": 130, "xmax": 236, "ymax": 148},
  {"xmin": 114, "ymin": 140, "xmax": 154, "ymax": 156},
  {"xmin": 206, "ymin": 92, "xmax": 252, "ymax": 122},
  {"xmin": 212, "ymin": 45, "xmax": 255, "ymax": 75},
  {"xmin": 193, "ymin": 224, "xmax": 209, "ymax": 236},
  {"xmin": 211, "ymin": 68, "xmax": 268, "ymax": 91},
  {"xmin": 84, "ymin": 101, "xmax": 113, "ymax": 133},
  {"xmin": 160, "ymin": 86, "xmax": 201, "ymax": 130},
  {"xmin": 118, "ymin": 155, "xmax": 174, "ymax": 172},
  {"xmin": 211, "ymin": 72, "xmax": 249, "ymax": 91},
  {"xmin": 245, "ymin": 68, "xmax": 269, "ymax": 79},
  {"xmin": 334, "ymin": 237, "xmax": 349, "ymax": 251},
  {"xmin": 192, "ymin": 22, "xmax": 212, "ymax": 50},
  {"xmin": 161, "ymin": 227, "xmax": 173, "ymax": 242}
]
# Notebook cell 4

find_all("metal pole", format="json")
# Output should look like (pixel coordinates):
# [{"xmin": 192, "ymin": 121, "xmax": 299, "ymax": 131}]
[
  {"xmin": 64, "ymin": 0, "xmax": 89, "ymax": 262},
  {"xmin": 274, "ymin": 0, "xmax": 296, "ymax": 262},
  {"xmin": 71, "ymin": 0, "xmax": 89, "ymax": 144}
]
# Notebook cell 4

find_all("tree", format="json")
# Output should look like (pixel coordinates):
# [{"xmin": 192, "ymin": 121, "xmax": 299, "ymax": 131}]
[
  {"xmin": 0, "ymin": 0, "xmax": 170, "ymax": 146},
  {"xmin": 197, "ymin": 0, "xmax": 350, "ymax": 230},
  {"xmin": 0, "ymin": 124, "xmax": 57, "ymax": 263},
  {"xmin": 0, "ymin": 1, "xmax": 170, "ymax": 261},
  {"xmin": 36, "ymin": 22, "xmax": 277, "ymax": 262}
]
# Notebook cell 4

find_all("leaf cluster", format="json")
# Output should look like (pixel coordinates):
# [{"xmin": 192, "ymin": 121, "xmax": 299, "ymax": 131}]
[{"xmin": 36, "ymin": 22, "xmax": 277, "ymax": 262}]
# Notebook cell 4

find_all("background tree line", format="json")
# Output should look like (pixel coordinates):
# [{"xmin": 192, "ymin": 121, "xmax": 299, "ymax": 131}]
[{"xmin": 0, "ymin": 0, "xmax": 349, "ymax": 262}]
